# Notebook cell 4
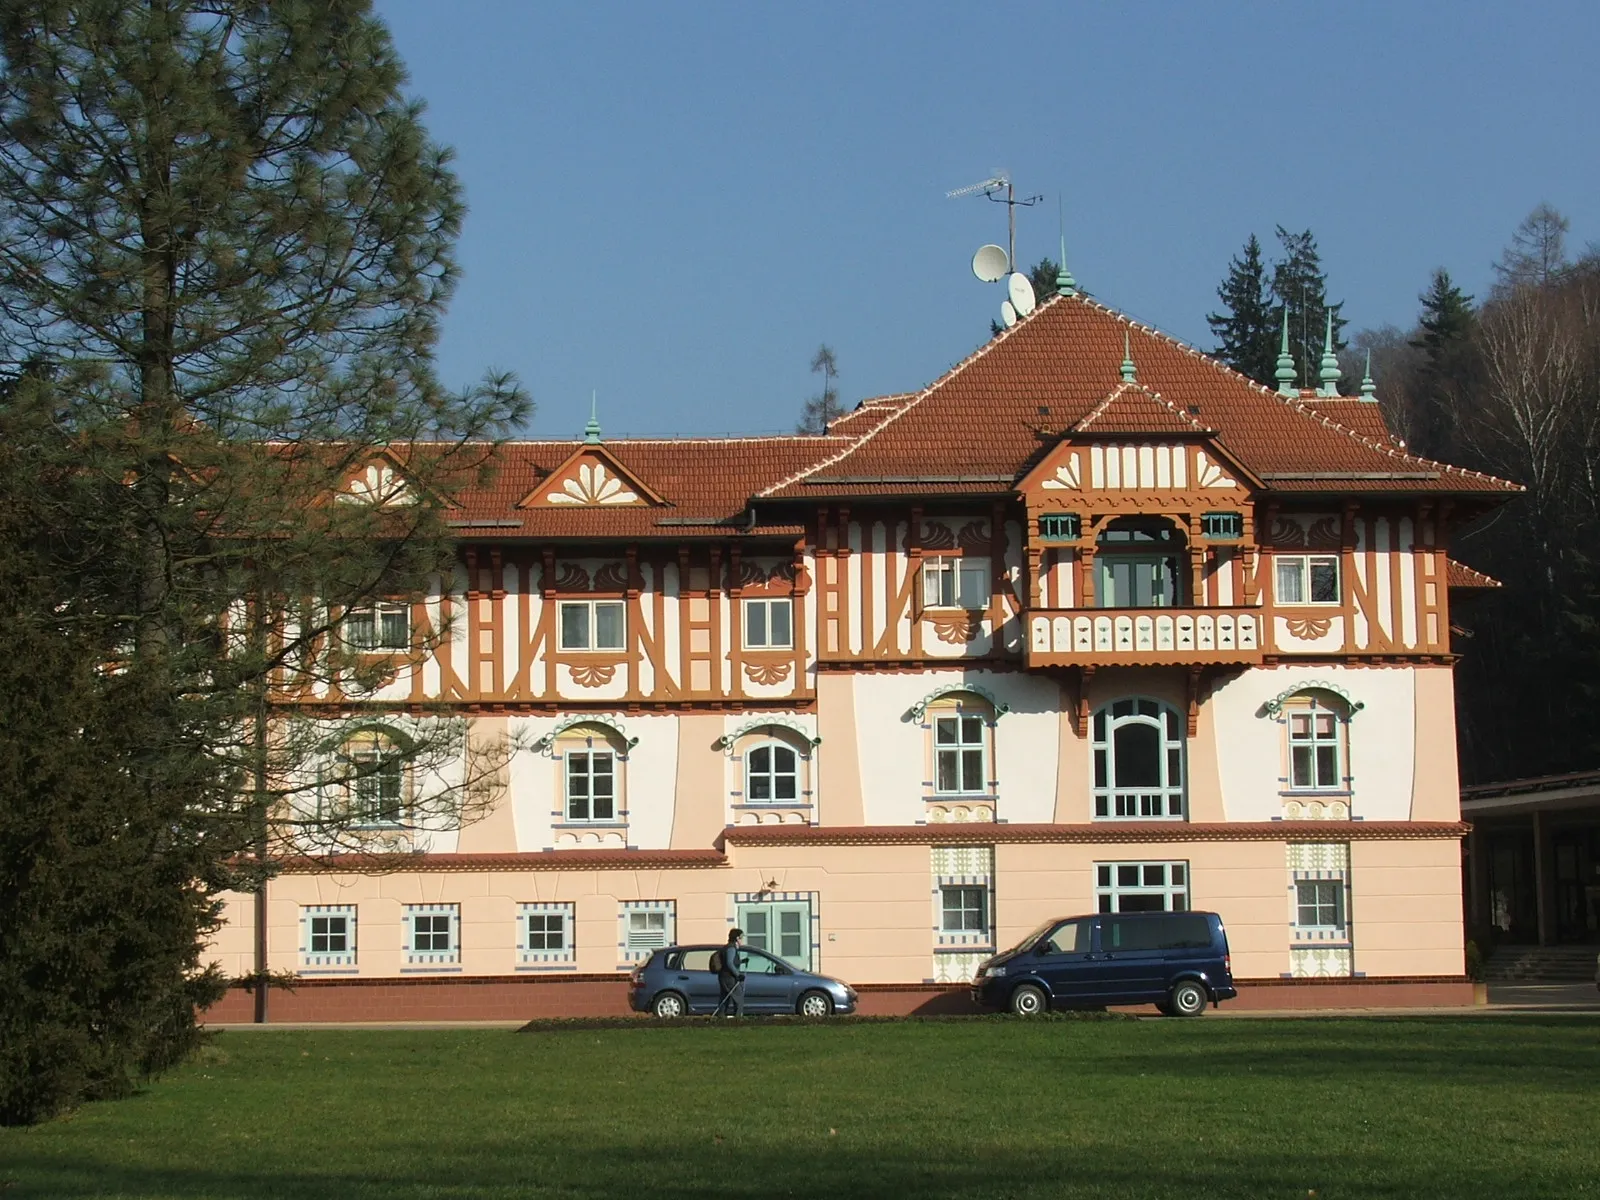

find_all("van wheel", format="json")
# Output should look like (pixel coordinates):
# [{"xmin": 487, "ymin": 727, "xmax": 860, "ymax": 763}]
[
  {"xmin": 1010, "ymin": 983, "xmax": 1047, "ymax": 1016},
  {"xmin": 652, "ymin": 991, "xmax": 688, "ymax": 1019},
  {"xmin": 1167, "ymin": 980, "xmax": 1208, "ymax": 1017},
  {"xmin": 798, "ymin": 990, "xmax": 833, "ymax": 1018}
]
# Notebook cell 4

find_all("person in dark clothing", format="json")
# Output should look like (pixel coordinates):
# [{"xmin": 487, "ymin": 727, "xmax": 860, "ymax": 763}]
[{"xmin": 716, "ymin": 927, "xmax": 745, "ymax": 1017}]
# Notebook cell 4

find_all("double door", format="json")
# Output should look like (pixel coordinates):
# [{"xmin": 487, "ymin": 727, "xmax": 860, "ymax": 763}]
[{"xmin": 737, "ymin": 901, "xmax": 811, "ymax": 970}]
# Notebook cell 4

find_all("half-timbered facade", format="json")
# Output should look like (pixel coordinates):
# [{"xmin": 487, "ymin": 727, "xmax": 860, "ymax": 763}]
[{"xmin": 208, "ymin": 284, "xmax": 1517, "ymax": 1016}]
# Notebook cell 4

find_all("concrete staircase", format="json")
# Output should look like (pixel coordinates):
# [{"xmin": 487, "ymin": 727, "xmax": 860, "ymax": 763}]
[{"xmin": 1482, "ymin": 944, "xmax": 1598, "ymax": 983}]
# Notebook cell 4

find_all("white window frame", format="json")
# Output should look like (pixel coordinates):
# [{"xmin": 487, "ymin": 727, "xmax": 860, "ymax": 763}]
[
  {"xmin": 1092, "ymin": 698, "xmax": 1186, "ymax": 820},
  {"xmin": 1286, "ymin": 697, "xmax": 1346, "ymax": 791},
  {"xmin": 620, "ymin": 900, "xmax": 675, "ymax": 962},
  {"xmin": 940, "ymin": 884, "xmax": 990, "ymax": 935},
  {"xmin": 933, "ymin": 713, "xmax": 988, "ymax": 795},
  {"xmin": 1295, "ymin": 879, "xmax": 1347, "ymax": 934},
  {"xmin": 921, "ymin": 555, "xmax": 989, "ymax": 610},
  {"xmin": 742, "ymin": 597, "xmax": 793, "ymax": 650},
  {"xmin": 403, "ymin": 903, "xmax": 460, "ymax": 966},
  {"xmin": 744, "ymin": 740, "xmax": 800, "ymax": 803},
  {"xmin": 1274, "ymin": 554, "xmax": 1341, "ymax": 606},
  {"xmin": 557, "ymin": 599, "xmax": 626, "ymax": 651},
  {"xmin": 300, "ymin": 905, "xmax": 357, "ymax": 969},
  {"xmin": 1095, "ymin": 861, "xmax": 1189, "ymax": 913},
  {"xmin": 349, "ymin": 745, "xmax": 404, "ymax": 827},
  {"xmin": 518, "ymin": 901, "xmax": 576, "ymax": 966},
  {"xmin": 564, "ymin": 748, "xmax": 618, "ymax": 822},
  {"xmin": 345, "ymin": 601, "xmax": 410, "ymax": 651}
]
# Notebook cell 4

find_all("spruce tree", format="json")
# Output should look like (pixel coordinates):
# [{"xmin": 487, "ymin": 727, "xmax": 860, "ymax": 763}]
[
  {"xmin": 0, "ymin": 0, "xmax": 527, "ymax": 1121},
  {"xmin": 1271, "ymin": 227, "xmax": 1346, "ymax": 390},
  {"xmin": 1207, "ymin": 235, "xmax": 1278, "ymax": 385},
  {"xmin": 1406, "ymin": 269, "xmax": 1476, "ymax": 459}
]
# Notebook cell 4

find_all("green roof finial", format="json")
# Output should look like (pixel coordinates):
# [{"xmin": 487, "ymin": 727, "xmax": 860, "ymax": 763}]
[
  {"xmin": 1317, "ymin": 309, "xmax": 1341, "ymax": 396},
  {"xmin": 1056, "ymin": 223, "xmax": 1077, "ymax": 297},
  {"xmin": 584, "ymin": 390, "xmax": 602, "ymax": 444},
  {"xmin": 1275, "ymin": 307, "xmax": 1298, "ymax": 396},
  {"xmin": 1120, "ymin": 330, "xmax": 1137, "ymax": 383},
  {"xmin": 1360, "ymin": 350, "xmax": 1377, "ymax": 401}
]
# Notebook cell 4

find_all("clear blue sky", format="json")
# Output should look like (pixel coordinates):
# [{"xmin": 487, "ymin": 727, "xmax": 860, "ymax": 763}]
[{"xmin": 377, "ymin": 0, "xmax": 1598, "ymax": 439}]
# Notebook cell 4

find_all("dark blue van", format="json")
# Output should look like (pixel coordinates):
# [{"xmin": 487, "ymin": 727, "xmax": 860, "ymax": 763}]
[{"xmin": 972, "ymin": 910, "xmax": 1236, "ymax": 1016}]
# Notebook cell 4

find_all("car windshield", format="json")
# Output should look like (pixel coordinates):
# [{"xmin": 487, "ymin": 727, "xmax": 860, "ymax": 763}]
[{"xmin": 1009, "ymin": 919, "xmax": 1061, "ymax": 953}]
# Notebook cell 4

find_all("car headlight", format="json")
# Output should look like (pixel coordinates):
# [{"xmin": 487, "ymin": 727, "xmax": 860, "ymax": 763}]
[{"xmin": 984, "ymin": 966, "xmax": 1005, "ymax": 977}]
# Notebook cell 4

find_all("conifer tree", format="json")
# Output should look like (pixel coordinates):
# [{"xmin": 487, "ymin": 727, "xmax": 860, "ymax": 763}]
[
  {"xmin": 1404, "ymin": 269, "xmax": 1476, "ymax": 459},
  {"xmin": 0, "ymin": 0, "xmax": 527, "ymax": 1121},
  {"xmin": 1207, "ymin": 235, "xmax": 1278, "ymax": 385},
  {"xmin": 1271, "ymin": 227, "xmax": 1346, "ymax": 390},
  {"xmin": 797, "ymin": 344, "xmax": 842, "ymax": 432}
]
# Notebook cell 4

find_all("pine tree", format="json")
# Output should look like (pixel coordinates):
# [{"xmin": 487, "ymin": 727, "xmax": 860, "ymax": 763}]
[
  {"xmin": 0, "ymin": 0, "xmax": 527, "ymax": 1122},
  {"xmin": 1271, "ymin": 227, "xmax": 1346, "ymax": 390},
  {"xmin": 1207, "ymin": 235, "xmax": 1278, "ymax": 385},
  {"xmin": 797, "ymin": 344, "xmax": 842, "ymax": 433},
  {"xmin": 1404, "ymin": 270, "xmax": 1476, "ymax": 460}
]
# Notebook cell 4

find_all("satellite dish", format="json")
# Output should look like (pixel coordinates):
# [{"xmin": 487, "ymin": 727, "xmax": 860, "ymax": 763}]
[
  {"xmin": 972, "ymin": 244, "xmax": 1009, "ymax": 283},
  {"xmin": 1008, "ymin": 272, "xmax": 1037, "ymax": 316},
  {"xmin": 1001, "ymin": 300, "xmax": 1018, "ymax": 328}
]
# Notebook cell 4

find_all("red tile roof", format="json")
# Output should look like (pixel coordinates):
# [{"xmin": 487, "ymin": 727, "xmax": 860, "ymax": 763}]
[
  {"xmin": 1446, "ymin": 559, "xmax": 1502, "ymax": 589},
  {"xmin": 761, "ymin": 294, "xmax": 1520, "ymax": 501},
  {"xmin": 1073, "ymin": 383, "xmax": 1214, "ymax": 436},
  {"xmin": 449, "ymin": 438, "xmax": 852, "ymax": 539}
]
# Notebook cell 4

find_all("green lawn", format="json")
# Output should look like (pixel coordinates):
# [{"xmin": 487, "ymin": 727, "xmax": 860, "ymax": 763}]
[{"xmin": 1, "ymin": 1016, "xmax": 1596, "ymax": 1199}]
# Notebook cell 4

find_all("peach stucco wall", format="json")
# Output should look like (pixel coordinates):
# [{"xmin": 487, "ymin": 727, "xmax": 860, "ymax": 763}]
[
  {"xmin": 207, "ymin": 837, "xmax": 1465, "ymax": 988},
  {"xmin": 1409, "ymin": 665, "xmax": 1461, "ymax": 822},
  {"xmin": 1351, "ymin": 838, "xmax": 1464, "ymax": 976}
]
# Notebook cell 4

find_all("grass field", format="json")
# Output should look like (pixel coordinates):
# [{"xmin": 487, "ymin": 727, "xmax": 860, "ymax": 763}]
[{"xmin": 1, "ymin": 1016, "xmax": 1596, "ymax": 1199}]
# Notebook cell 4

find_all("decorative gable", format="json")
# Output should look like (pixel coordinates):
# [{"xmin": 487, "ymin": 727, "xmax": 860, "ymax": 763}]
[
  {"xmin": 517, "ymin": 447, "xmax": 664, "ymax": 509},
  {"xmin": 1020, "ymin": 437, "xmax": 1258, "ymax": 502},
  {"xmin": 338, "ymin": 455, "xmax": 418, "ymax": 506}
]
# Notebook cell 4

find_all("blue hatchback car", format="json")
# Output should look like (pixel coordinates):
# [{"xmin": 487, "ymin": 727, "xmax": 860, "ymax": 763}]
[
  {"xmin": 972, "ymin": 910, "xmax": 1237, "ymax": 1016},
  {"xmin": 630, "ymin": 945, "xmax": 858, "ymax": 1018}
]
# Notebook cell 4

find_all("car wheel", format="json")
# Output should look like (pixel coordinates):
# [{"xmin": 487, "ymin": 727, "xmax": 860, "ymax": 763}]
[
  {"xmin": 652, "ymin": 991, "xmax": 688, "ymax": 1019},
  {"xmin": 1167, "ymin": 980, "xmax": 1208, "ymax": 1017},
  {"xmin": 1010, "ymin": 983, "xmax": 1047, "ymax": 1016},
  {"xmin": 798, "ymin": 989, "xmax": 833, "ymax": 1018}
]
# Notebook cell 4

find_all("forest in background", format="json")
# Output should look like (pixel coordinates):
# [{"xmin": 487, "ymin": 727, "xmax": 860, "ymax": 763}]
[{"xmin": 1209, "ymin": 207, "xmax": 1600, "ymax": 783}]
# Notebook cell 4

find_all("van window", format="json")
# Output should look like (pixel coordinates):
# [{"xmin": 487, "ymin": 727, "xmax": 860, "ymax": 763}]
[
  {"xmin": 1104, "ymin": 914, "xmax": 1212, "ymax": 952},
  {"xmin": 676, "ymin": 949, "xmax": 716, "ymax": 972},
  {"xmin": 1039, "ymin": 918, "xmax": 1091, "ymax": 954}
]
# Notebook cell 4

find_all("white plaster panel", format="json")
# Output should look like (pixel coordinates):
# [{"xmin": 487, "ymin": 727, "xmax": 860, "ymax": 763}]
[
  {"xmin": 846, "ymin": 523, "xmax": 863, "ymax": 656},
  {"xmin": 987, "ymin": 673, "xmax": 1063, "ymax": 824},
  {"xmin": 1273, "ymin": 615, "xmax": 1345, "ymax": 654},
  {"xmin": 622, "ymin": 714, "xmax": 679, "ymax": 850},
  {"xmin": 1398, "ymin": 518, "xmax": 1417, "ymax": 648},
  {"xmin": 1208, "ymin": 665, "xmax": 1417, "ymax": 822},
  {"xmin": 506, "ymin": 716, "xmax": 559, "ymax": 850}
]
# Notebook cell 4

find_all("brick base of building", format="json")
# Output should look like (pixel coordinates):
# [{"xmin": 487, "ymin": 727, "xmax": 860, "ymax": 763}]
[{"xmin": 200, "ymin": 973, "xmax": 1477, "ymax": 1024}]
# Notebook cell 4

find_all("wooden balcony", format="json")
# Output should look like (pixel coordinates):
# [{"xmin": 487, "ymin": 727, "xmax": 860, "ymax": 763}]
[{"xmin": 1026, "ymin": 606, "xmax": 1264, "ymax": 668}]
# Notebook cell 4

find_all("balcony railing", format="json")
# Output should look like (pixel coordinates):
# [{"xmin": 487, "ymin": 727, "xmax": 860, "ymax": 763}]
[{"xmin": 1027, "ymin": 606, "xmax": 1264, "ymax": 667}]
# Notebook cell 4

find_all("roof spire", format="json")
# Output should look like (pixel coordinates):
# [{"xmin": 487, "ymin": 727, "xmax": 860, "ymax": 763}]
[
  {"xmin": 1120, "ymin": 330, "xmax": 1137, "ymax": 383},
  {"xmin": 1056, "ymin": 201, "xmax": 1077, "ymax": 297},
  {"xmin": 1360, "ymin": 349, "xmax": 1377, "ymax": 402},
  {"xmin": 1275, "ymin": 307, "xmax": 1298, "ymax": 397},
  {"xmin": 1317, "ymin": 309, "xmax": 1341, "ymax": 396},
  {"xmin": 584, "ymin": 390, "xmax": 602, "ymax": 444}
]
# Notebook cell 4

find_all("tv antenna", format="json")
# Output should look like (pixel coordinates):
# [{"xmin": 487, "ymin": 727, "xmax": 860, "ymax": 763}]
[{"xmin": 946, "ymin": 171, "xmax": 1043, "ymax": 275}]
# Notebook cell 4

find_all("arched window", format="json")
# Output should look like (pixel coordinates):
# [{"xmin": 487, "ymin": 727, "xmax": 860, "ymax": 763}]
[
  {"xmin": 745, "ymin": 740, "xmax": 800, "ymax": 803},
  {"xmin": 328, "ymin": 728, "xmax": 408, "ymax": 827},
  {"xmin": 559, "ymin": 723, "xmax": 628, "ymax": 823},
  {"xmin": 1095, "ymin": 516, "xmax": 1185, "ymax": 608},
  {"xmin": 1284, "ymin": 692, "xmax": 1350, "ymax": 791},
  {"xmin": 1092, "ymin": 698, "xmax": 1185, "ymax": 820}
]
